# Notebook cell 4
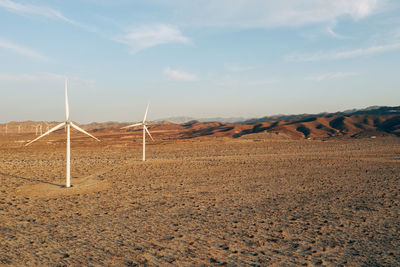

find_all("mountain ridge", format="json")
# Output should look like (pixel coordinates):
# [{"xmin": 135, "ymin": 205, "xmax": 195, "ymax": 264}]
[
  {"xmin": 156, "ymin": 106, "xmax": 399, "ymax": 124},
  {"xmin": 1, "ymin": 106, "xmax": 399, "ymax": 139}
]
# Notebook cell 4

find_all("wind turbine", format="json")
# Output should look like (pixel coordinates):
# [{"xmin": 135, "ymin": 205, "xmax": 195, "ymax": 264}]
[
  {"xmin": 45, "ymin": 122, "xmax": 50, "ymax": 135},
  {"xmin": 121, "ymin": 103, "xmax": 154, "ymax": 161},
  {"xmin": 34, "ymin": 124, "xmax": 41, "ymax": 136},
  {"xmin": 25, "ymin": 79, "xmax": 100, "ymax": 188}
]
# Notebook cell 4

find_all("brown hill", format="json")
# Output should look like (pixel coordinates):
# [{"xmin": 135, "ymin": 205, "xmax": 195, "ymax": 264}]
[
  {"xmin": 1, "ymin": 107, "xmax": 399, "ymax": 140},
  {"xmin": 178, "ymin": 113, "xmax": 399, "ymax": 139}
]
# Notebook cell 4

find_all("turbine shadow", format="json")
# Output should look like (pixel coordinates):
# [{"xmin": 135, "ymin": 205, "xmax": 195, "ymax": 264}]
[{"xmin": 0, "ymin": 172, "xmax": 64, "ymax": 188}]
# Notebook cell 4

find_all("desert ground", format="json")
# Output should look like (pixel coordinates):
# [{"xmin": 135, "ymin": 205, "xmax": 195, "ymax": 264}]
[{"xmin": 0, "ymin": 130, "xmax": 399, "ymax": 266}]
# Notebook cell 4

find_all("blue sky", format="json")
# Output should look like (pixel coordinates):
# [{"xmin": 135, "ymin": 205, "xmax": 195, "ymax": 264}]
[{"xmin": 0, "ymin": 0, "xmax": 399, "ymax": 123}]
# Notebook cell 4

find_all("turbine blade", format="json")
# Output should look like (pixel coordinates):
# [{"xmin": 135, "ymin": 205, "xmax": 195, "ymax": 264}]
[
  {"xmin": 121, "ymin": 123, "xmax": 142, "ymax": 129},
  {"xmin": 65, "ymin": 78, "xmax": 70, "ymax": 121},
  {"xmin": 144, "ymin": 125, "xmax": 154, "ymax": 141},
  {"xmin": 70, "ymin": 122, "xmax": 100, "ymax": 141},
  {"xmin": 25, "ymin": 122, "xmax": 66, "ymax": 146},
  {"xmin": 143, "ymin": 103, "xmax": 149, "ymax": 123}
]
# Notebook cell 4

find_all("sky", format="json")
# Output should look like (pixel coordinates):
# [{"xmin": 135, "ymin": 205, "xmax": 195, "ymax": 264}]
[{"xmin": 0, "ymin": 0, "xmax": 399, "ymax": 123}]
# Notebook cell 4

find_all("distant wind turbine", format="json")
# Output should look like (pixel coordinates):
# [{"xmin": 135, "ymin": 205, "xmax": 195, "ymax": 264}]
[
  {"xmin": 45, "ymin": 122, "xmax": 50, "ymax": 135},
  {"xmin": 121, "ymin": 103, "xmax": 154, "ymax": 161},
  {"xmin": 34, "ymin": 124, "xmax": 42, "ymax": 136},
  {"xmin": 25, "ymin": 79, "xmax": 100, "ymax": 188}
]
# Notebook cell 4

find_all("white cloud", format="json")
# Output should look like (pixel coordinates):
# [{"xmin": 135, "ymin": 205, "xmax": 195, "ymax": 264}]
[
  {"xmin": 326, "ymin": 27, "xmax": 347, "ymax": 39},
  {"xmin": 0, "ymin": 0, "xmax": 73, "ymax": 23},
  {"xmin": 0, "ymin": 39, "xmax": 48, "ymax": 61},
  {"xmin": 325, "ymin": 21, "xmax": 350, "ymax": 39},
  {"xmin": 164, "ymin": 67, "xmax": 198, "ymax": 82},
  {"xmin": 305, "ymin": 72, "xmax": 358, "ymax": 81},
  {"xmin": 164, "ymin": 0, "xmax": 383, "ymax": 28},
  {"xmin": 0, "ymin": 0, "xmax": 96, "ymax": 31},
  {"xmin": 116, "ymin": 24, "xmax": 191, "ymax": 54},
  {"xmin": 286, "ymin": 43, "xmax": 400, "ymax": 61}
]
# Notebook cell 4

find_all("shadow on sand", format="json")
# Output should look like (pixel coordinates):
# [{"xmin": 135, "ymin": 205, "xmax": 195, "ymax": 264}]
[{"xmin": 0, "ymin": 172, "xmax": 64, "ymax": 188}]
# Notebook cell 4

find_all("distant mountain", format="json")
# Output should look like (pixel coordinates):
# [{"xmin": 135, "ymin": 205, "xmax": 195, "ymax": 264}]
[
  {"xmin": 156, "ymin": 106, "xmax": 400, "ymax": 125},
  {"xmin": 2, "ymin": 106, "xmax": 399, "ymax": 139},
  {"xmin": 157, "ymin": 116, "xmax": 248, "ymax": 124},
  {"xmin": 344, "ymin": 106, "xmax": 400, "ymax": 115},
  {"xmin": 156, "ymin": 116, "xmax": 196, "ymax": 124},
  {"xmin": 240, "ymin": 106, "xmax": 400, "ymax": 124},
  {"xmin": 178, "ymin": 106, "xmax": 400, "ymax": 139}
]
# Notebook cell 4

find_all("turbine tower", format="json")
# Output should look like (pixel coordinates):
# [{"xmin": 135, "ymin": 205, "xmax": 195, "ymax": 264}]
[
  {"xmin": 121, "ymin": 103, "xmax": 154, "ymax": 161},
  {"xmin": 25, "ymin": 79, "xmax": 100, "ymax": 188}
]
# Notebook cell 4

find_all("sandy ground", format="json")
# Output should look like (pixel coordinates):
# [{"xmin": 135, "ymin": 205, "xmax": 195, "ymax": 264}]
[{"xmin": 0, "ymin": 133, "xmax": 399, "ymax": 266}]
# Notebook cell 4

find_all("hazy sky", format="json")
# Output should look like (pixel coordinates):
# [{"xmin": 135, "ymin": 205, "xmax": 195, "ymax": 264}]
[{"xmin": 0, "ymin": 0, "xmax": 399, "ymax": 123}]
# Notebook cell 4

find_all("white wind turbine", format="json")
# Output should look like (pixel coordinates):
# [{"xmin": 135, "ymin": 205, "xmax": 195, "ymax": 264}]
[
  {"xmin": 45, "ymin": 122, "xmax": 50, "ymax": 135},
  {"xmin": 121, "ymin": 103, "xmax": 154, "ymax": 161},
  {"xmin": 25, "ymin": 79, "xmax": 100, "ymax": 188},
  {"xmin": 34, "ymin": 124, "xmax": 42, "ymax": 136}
]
